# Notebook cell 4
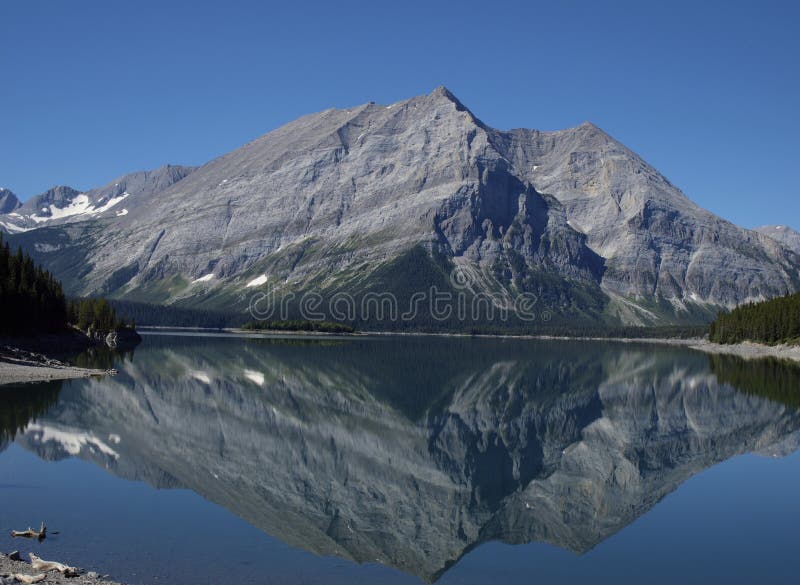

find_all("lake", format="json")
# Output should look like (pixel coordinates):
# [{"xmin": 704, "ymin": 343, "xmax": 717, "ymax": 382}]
[{"xmin": 1, "ymin": 332, "xmax": 799, "ymax": 585}]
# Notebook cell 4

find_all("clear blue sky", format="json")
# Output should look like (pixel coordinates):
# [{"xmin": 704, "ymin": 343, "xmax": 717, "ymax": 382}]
[{"xmin": 1, "ymin": 0, "xmax": 797, "ymax": 228}]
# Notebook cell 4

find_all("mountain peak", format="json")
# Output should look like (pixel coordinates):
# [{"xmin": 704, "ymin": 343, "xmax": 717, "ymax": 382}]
[
  {"xmin": 0, "ymin": 187, "xmax": 21, "ymax": 214},
  {"xmin": 430, "ymin": 84, "xmax": 456, "ymax": 99},
  {"xmin": 422, "ymin": 85, "xmax": 488, "ymax": 130},
  {"xmin": 428, "ymin": 85, "xmax": 469, "ymax": 110},
  {"xmin": 39, "ymin": 185, "xmax": 82, "ymax": 201},
  {"xmin": 577, "ymin": 120, "xmax": 611, "ymax": 137}
]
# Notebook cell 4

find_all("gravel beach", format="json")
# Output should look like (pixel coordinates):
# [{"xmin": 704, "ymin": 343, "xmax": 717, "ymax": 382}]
[
  {"xmin": 0, "ymin": 347, "xmax": 109, "ymax": 386},
  {"xmin": 689, "ymin": 339, "xmax": 800, "ymax": 362},
  {"xmin": 0, "ymin": 551, "xmax": 123, "ymax": 585}
]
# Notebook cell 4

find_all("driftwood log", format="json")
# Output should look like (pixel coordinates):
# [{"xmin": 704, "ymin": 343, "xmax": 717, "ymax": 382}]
[
  {"xmin": 10, "ymin": 574, "xmax": 46, "ymax": 584},
  {"xmin": 29, "ymin": 553, "xmax": 79, "ymax": 577},
  {"xmin": 10, "ymin": 522, "xmax": 46, "ymax": 541}
]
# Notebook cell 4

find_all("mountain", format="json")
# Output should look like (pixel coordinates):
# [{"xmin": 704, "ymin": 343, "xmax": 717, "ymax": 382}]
[
  {"xmin": 489, "ymin": 124, "xmax": 800, "ymax": 321},
  {"xmin": 0, "ymin": 188, "xmax": 22, "ymax": 233},
  {"xmin": 756, "ymin": 225, "xmax": 800, "ymax": 253},
  {"xmin": 0, "ymin": 165, "xmax": 195, "ymax": 233},
  {"xmin": 4, "ymin": 88, "xmax": 799, "ymax": 327},
  {"xmin": 0, "ymin": 187, "xmax": 21, "ymax": 214},
  {"xmin": 12, "ymin": 337, "xmax": 800, "ymax": 582}
]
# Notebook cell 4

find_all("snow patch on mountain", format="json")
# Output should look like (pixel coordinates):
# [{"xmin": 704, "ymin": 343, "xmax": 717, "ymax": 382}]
[
  {"xmin": 31, "ymin": 192, "xmax": 129, "ymax": 223},
  {"xmin": 0, "ymin": 221, "xmax": 28, "ymax": 233},
  {"xmin": 246, "ymin": 274, "xmax": 268, "ymax": 288},
  {"xmin": 191, "ymin": 371, "xmax": 212, "ymax": 384},
  {"xmin": 243, "ymin": 369, "xmax": 265, "ymax": 385},
  {"xmin": 26, "ymin": 422, "xmax": 120, "ymax": 459}
]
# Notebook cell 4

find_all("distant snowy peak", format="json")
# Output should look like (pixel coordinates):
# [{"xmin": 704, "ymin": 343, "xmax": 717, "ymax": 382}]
[
  {"xmin": 30, "ymin": 190, "xmax": 130, "ymax": 223},
  {"xmin": 0, "ymin": 164, "xmax": 195, "ymax": 233},
  {"xmin": 2, "ymin": 185, "xmax": 123, "ymax": 232},
  {"xmin": 26, "ymin": 185, "xmax": 82, "ymax": 210},
  {"xmin": 756, "ymin": 225, "xmax": 800, "ymax": 253}
]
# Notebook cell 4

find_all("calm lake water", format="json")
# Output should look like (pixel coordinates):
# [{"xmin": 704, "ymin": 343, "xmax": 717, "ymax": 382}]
[{"xmin": 1, "ymin": 332, "xmax": 800, "ymax": 585}]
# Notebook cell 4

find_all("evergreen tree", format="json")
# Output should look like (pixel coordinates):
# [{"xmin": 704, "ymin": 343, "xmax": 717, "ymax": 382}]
[
  {"xmin": 0, "ymin": 233, "xmax": 131, "ymax": 336},
  {"xmin": 709, "ymin": 292, "xmax": 800, "ymax": 345},
  {"xmin": 0, "ymin": 233, "xmax": 67, "ymax": 335}
]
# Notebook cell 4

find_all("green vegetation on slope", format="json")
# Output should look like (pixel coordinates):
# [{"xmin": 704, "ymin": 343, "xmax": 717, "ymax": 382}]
[
  {"xmin": 107, "ymin": 300, "xmax": 243, "ymax": 329},
  {"xmin": 112, "ymin": 246, "xmax": 703, "ymax": 338},
  {"xmin": 709, "ymin": 292, "xmax": 800, "ymax": 345}
]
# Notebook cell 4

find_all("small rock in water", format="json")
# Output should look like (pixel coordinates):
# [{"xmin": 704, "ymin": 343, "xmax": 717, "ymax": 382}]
[
  {"xmin": 87, "ymin": 571, "xmax": 99, "ymax": 579},
  {"xmin": 7, "ymin": 550, "xmax": 20, "ymax": 561}
]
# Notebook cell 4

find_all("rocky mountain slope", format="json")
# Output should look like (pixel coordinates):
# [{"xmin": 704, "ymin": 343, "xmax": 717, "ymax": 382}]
[
  {"xmin": 0, "ymin": 165, "xmax": 194, "ymax": 233},
  {"xmin": 756, "ymin": 225, "xmax": 800, "ymax": 253},
  {"xmin": 490, "ymin": 124, "xmax": 800, "ymax": 321},
  {"xmin": 3, "ymin": 88, "xmax": 798, "ymax": 326},
  {"xmin": 12, "ymin": 337, "xmax": 800, "ymax": 581}
]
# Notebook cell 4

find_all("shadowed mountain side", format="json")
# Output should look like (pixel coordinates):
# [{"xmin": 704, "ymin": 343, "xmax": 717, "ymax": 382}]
[{"xmin": 13, "ymin": 336, "xmax": 800, "ymax": 582}]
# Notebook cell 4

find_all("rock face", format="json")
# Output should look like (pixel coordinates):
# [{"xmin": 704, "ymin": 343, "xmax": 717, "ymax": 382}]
[
  {"xmin": 0, "ymin": 188, "xmax": 23, "ymax": 233},
  {"xmin": 12, "ymin": 337, "xmax": 800, "ymax": 582},
  {"xmin": 3, "ymin": 88, "xmax": 799, "ymax": 325},
  {"xmin": 102, "ymin": 328, "xmax": 142, "ymax": 350},
  {"xmin": 489, "ymin": 124, "xmax": 800, "ymax": 321},
  {"xmin": 78, "ymin": 326, "xmax": 142, "ymax": 350},
  {"xmin": 756, "ymin": 225, "xmax": 800, "ymax": 253},
  {"xmin": 0, "ymin": 188, "xmax": 21, "ymax": 214}
]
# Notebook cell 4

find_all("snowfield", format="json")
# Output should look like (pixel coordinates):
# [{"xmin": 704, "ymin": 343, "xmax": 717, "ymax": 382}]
[
  {"xmin": 246, "ymin": 274, "xmax": 268, "ymax": 288},
  {"xmin": 30, "ymin": 192, "xmax": 130, "ymax": 223}
]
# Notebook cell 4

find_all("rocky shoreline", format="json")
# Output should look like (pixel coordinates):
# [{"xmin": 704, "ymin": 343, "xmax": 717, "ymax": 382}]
[
  {"xmin": 537, "ymin": 335, "xmax": 800, "ymax": 363},
  {"xmin": 0, "ymin": 346, "xmax": 110, "ymax": 386},
  {"xmin": 530, "ymin": 335, "xmax": 800, "ymax": 362},
  {"xmin": 688, "ymin": 339, "xmax": 800, "ymax": 362},
  {"xmin": 0, "ymin": 551, "xmax": 123, "ymax": 585},
  {"xmin": 0, "ymin": 327, "xmax": 141, "ymax": 387}
]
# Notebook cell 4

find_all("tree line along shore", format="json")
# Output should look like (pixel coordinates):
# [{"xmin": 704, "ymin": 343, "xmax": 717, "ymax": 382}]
[
  {"xmin": 709, "ymin": 292, "xmax": 800, "ymax": 346},
  {"xmin": 0, "ymin": 234, "xmax": 137, "ymax": 341}
]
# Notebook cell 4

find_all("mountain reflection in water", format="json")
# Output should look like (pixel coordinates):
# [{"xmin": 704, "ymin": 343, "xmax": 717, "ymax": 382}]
[{"xmin": 4, "ymin": 334, "xmax": 800, "ymax": 582}]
